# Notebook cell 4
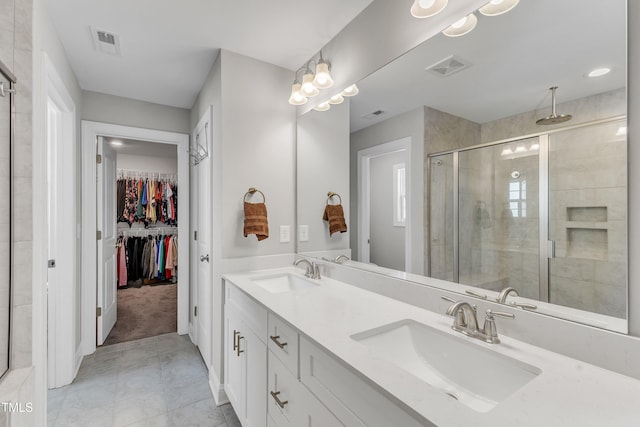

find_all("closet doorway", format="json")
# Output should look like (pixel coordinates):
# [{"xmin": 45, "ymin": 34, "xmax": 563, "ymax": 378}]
[
  {"xmin": 81, "ymin": 122, "xmax": 190, "ymax": 356},
  {"xmin": 103, "ymin": 138, "xmax": 181, "ymax": 345}
]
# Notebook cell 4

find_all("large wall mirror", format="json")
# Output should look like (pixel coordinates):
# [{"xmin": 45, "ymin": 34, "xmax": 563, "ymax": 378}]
[
  {"xmin": 0, "ymin": 60, "xmax": 15, "ymax": 379},
  {"xmin": 297, "ymin": 0, "xmax": 628, "ymax": 333}
]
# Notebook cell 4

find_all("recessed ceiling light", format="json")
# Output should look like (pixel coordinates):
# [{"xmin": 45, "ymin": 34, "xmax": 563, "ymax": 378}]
[
  {"xmin": 587, "ymin": 67, "xmax": 611, "ymax": 78},
  {"xmin": 110, "ymin": 140, "xmax": 123, "ymax": 146}
]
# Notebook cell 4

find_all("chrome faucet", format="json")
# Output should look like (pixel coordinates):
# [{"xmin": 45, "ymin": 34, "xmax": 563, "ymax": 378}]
[
  {"xmin": 293, "ymin": 258, "xmax": 320, "ymax": 279},
  {"xmin": 334, "ymin": 254, "xmax": 350, "ymax": 264},
  {"xmin": 497, "ymin": 287, "xmax": 519, "ymax": 303},
  {"xmin": 442, "ymin": 296, "xmax": 515, "ymax": 344}
]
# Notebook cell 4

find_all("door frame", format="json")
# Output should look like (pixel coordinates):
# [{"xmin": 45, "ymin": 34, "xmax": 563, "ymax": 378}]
[
  {"xmin": 34, "ymin": 53, "xmax": 78, "ymax": 389},
  {"xmin": 357, "ymin": 137, "xmax": 412, "ymax": 272},
  {"xmin": 81, "ymin": 121, "xmax": 190, "ymax": 355}
]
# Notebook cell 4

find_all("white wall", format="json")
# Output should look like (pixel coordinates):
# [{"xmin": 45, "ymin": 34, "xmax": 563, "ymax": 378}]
[
  {"xmin": 350, "ymin": 106, "xmax": 424, "ymax": 275},
  {"xmin": 116, "ymin": 153, "xmax": 177, "ymax": 175},
  {"xmin": 82, "ymin": 90, "xmax": 191, "ymax": 134},
  {"xmin": 370, "ymin": 150, "xmax": 406, "ymax": 270},
  {"xmin": 189, "ymin": 49, "xmax": 295, "ymax": 399},
  {"xmin": 297, "ymin": 102, "xmax": 350, "ymax": 254}
]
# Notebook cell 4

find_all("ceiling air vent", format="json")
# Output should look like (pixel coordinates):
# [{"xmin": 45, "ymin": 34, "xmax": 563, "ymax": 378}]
[
  {"xmin": 91, "ymin": 27, "xmax": 122, "ymax": 56},
  {"xmin": 425, "ymin": 55, "xmax": 471, "ymax": 78},
  {"xmin": 362, "ymin": 110, "xmax": 386, "ymax": 120}
]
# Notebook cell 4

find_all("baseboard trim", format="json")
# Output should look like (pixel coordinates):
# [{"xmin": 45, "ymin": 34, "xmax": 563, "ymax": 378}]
[{"xmin": 209, "ymin": 368, "xmax": 229, "ymax": 406}]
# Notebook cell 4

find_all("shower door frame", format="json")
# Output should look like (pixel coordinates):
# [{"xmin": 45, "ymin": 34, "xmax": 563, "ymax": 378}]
[{"xmin": 428, "ymin": 115, "xmax": 626, "ymax": 303}]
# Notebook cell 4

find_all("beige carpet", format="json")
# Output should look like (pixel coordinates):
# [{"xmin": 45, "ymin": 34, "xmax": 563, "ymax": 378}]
[{"xmin": 103, "ymin": 283, "xmax": 177, "ymax": 346}]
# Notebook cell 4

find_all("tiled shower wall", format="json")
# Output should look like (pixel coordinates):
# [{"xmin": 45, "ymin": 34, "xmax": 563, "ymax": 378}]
[
  {"xmin": 427, "ymin": 88, "xmax": 627, "ymax": 318},
  {"xmin": 0, "ymin": 0, "xmax": 35, "ymax": 422}
]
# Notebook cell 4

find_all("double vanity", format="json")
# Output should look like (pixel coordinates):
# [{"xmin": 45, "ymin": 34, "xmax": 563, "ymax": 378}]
[{"xmin": 223, "ymin": 263, "xmax": 640, "ymax": 426}]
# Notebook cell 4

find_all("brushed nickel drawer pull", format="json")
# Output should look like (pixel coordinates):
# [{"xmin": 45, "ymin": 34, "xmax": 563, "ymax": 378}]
[
  {"xmin": 236, "ymin": 335, "xmax": 244, "ymax": 357},
  {"xmin": 270, "ymin": 335, "xmax": 288, "ymax": 349},
  {"xmin": 233, "ymin": 330, "xmax": 239, "ymax": 351},
  {"xmin": 270, "ymin": 391, "xmax": 288, "ymax": 408}
]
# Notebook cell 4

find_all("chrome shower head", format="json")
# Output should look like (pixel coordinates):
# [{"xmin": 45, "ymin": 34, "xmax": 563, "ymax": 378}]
[{"xmin": 536, "ymin": 86, "xmax": 572, "ymax": 125}]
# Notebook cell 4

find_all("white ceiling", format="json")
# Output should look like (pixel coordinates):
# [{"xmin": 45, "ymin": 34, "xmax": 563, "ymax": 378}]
[
  {"xmin": 350, "ymin": 0, "xmax": 627, "ymax": 132},
  {"xmin": 46, "ymin": 0, "xmax": 374, "ymax": 109}
]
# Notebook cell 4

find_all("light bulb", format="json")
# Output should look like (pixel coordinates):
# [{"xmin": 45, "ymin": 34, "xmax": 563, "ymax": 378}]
[
  {"xmin": 342, "ymin": 84, "xmax": 359, "ymax": 97},
  {"xmin": 530, "ymin": 143, "xmax": 540, "ymax": 151},
  {"xmin": 313, "ymin": 102, "xmax": 331, "ymax": 112},
  {"xmin": 411, "ymin": 0, "xmax": 448, "ymax": 18},
  {"xmin": 301, "ymin": 72, "xmax": 319, "ymax": 97},
  {"xmin": 479, "ymin": 0, "xmax": 519, "ymax": 16},
  {"xmin": 442, "ymin": 13, "xmax": 477, "ymax": 37},
  {"xmin": 587, "ymin": 67, "xmax": 611, "ymax": 78},
  {"xmin": 313, "ymin": 60, "xmax": 334, "ymax": 89},
  {"xmin": 288, "ymin": 82, "xmax": 308, "ymax": 106},
  {"xmin": 514, "ymin": 145, "xmax": 527, "ymax": 153},
  {"xmin": 328, "ymin": 94, "xmax": 344, "ymax": 105},
  {"xmin": 501, "ymin": 148, "xmax": 513, "ymax": 156}
]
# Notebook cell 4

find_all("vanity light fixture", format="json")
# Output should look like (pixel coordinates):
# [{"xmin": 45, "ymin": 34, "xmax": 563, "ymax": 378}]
[
  {"xmin": 442, "ymin": 13, "xmax": 477, "ymax": 37},
  {"xmin": 478, "ymin": 0, "xmax": 519, "ymax": 17},
  {"xmin": 301, "ymin": 67, "xmax": 319, "ymax": 98},
  {"xmin": 587, "ymin": 67, "xmax": 611, "ymax": 78},
  {"xmin": 411, "ymin": 0, "xmax": 448, "ymax": 18},
  {"xmin": 313, "ymin": 101, "xmax": 331, "ymax": 112},
  {"xmin": 288, "ymin": 80, "xmax": 308, "ymax": 105},
  {"xmin": 328, "ymin": 94, "xmax": 344, "ymax": 105},
  {"xmin": 289, "ymin": 51, "xmax": 335, "ymax": 105},
  {"xmin": 341, "ymin": 84, "xmax": 359, "ymax": 97},
  {"xmin": 313, "ymin": 52, "xmax": 334, "ymax": 89},
  {"xmin": 530, "ymin": 142, "xmax": 540, "ymax": 151}
]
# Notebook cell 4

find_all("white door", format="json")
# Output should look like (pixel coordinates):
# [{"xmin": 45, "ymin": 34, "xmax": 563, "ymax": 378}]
[
  {"xmin": 97, "ymin": 136, "xmax": 118, "ymax": 345},
  {"xmin": 196, "ymin": 119, "xmax": 212, "ymax": 365}
]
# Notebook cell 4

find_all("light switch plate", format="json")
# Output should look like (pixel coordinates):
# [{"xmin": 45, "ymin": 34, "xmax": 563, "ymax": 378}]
[
  {"xmin": 299, "ymin": 225, "xmax": 309, "ymax": 242},
  {"xmin": 280, "ymin": 225, "xmax": 290, "ymax": 243}
]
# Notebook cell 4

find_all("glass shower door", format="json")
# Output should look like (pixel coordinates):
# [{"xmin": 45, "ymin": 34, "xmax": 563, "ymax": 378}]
[
  {"xmin": 547, "ymin": 119, "xmax": 627, "ymax": 318},
  {"xmin": 457, "ymin": 138, "xmax": 540, "ymax": 297},
  {"xmin": 429, "ymin": 154, "xmax": 454, "ymax": 281}
]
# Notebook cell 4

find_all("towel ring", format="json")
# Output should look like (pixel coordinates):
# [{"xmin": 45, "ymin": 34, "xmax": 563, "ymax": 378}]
[
  {"xmin": 326, "ymin": 191, "xmax": 342, "ymax": 205},
  {"xmin": 244, "ymin": 187, "xmax": 266, "ymax": 204}
]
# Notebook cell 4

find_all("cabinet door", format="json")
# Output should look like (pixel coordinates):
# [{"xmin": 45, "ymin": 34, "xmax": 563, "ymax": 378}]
[
  {"xmin": 225, "ymin": 303, "xmax": 244, "ymax": 413},
  {"xmin": 244, "ymin": 326, "xmax": 267, "ymax": 427}
]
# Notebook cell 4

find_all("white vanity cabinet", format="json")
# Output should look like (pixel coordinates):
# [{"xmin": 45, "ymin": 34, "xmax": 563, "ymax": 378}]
[
  {"xmin": 225, "ymin": 280, "xmax": 426, "ymax": 427},
  {"xmin": 224, "ymin": 283, "xmax": 268, "ymax": 427}
]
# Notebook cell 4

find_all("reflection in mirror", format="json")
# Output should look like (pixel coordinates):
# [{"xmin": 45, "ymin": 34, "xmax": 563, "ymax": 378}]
[
  {"xmin": 297, "ymin": 0, "xmax": 627, "ymax": 332},
  {"xmin": 0, "ymin": 66, "xmax": 13, "ymax": 379}
]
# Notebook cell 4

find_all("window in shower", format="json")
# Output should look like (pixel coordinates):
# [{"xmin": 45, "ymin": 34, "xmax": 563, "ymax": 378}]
[{"xmin": 509, "ymin": 180, "xmax": 526, "ymax": 218}]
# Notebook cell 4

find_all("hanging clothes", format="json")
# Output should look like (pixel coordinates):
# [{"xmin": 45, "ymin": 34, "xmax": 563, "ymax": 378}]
[
  {"xmin": 116, "ymin": 233, "xmax": 177, "ymax": 288},
  {"xmin": 117, "ymin": 174, "xmax": 178, "ymax": 228}
]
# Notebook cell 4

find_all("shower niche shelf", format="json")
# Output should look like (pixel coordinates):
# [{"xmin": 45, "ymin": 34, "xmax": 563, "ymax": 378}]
[
  {"xmin": 566, "ymin": 227, "xmax": 608, "ymax": 260},
  {"xmin": 566, "ymin": 206, "xmax": 607, "ymax": 222}
]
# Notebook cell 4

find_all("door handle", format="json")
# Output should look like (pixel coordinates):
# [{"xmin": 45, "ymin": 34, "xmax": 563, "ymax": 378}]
[
  {"xmin": 200, "ymin": 254, "xmax": 210, "ymax": 262},
  {"xmin": 270, "ymin": 391, "xmax": 289, "ymax": 409},
  {"xmin": 233, "ymin": 330, "xmax": 239, "ymax": 351},
  {"xmin": 270, "ymin": 335, "xmax": 288, "ymax": 350},
  {"xmin": 236, "ymin": 335, "xmax": 244, "ymax": 357}
]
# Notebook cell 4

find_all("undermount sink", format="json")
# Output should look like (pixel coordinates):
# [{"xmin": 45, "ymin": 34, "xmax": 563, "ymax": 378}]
[
  {"xmin": 351, "ymin": 319, "xmax": 541, "ymax": 412},
  {"xmin": 251, "ymin": 273, "xmax": 319, "ymax": 293}
]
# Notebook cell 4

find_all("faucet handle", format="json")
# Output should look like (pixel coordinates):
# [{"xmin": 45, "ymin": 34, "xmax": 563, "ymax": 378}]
[
  {"xmin": 508, "ymin": 301, "xmax": 538, "ymax": 311},
  {"xmin": 482, "ymin": 309, "xmax": 514, "ymax": 344},
  {"xmin": 441, "ymin": 296, "xmax": 456, "ymax": 303},
  {"xmin": 465, "ymin": 290, "xmax": 488, "ymax": 299}
]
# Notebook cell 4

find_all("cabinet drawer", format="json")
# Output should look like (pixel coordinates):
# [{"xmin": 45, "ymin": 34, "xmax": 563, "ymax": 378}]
[
  {"xmin": 300, "ymin": 337, "xmax": 429, "ymax": 427},
  {"xmin": 225, "ymin": 280, "xmax": 268, "ymax": 341},
  {"xmin": 268, "ymin": 313, "xmax": 299, "ymax": 377},
  {"xmin": 268, "ymin": 350, "xmax": 300, "ymax": 427}
]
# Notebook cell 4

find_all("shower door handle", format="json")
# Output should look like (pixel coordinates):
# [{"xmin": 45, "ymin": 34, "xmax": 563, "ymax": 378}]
[{"xmin": 546, "ymin": 240, "xmax": 555, "ymax": 259}]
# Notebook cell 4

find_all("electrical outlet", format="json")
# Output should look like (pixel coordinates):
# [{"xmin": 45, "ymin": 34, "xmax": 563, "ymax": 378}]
[
  {"xmin": 280, "ymin": 225, "xmax": 290, "ymax": 243},
  {"xmin": 299, "ymin": 225, "xmax": 309, "ymax": 242}
]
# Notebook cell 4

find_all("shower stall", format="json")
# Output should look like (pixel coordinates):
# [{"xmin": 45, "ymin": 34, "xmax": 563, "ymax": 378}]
[{"xmin": 429, "ymin": 118, "xmax": 627, "ymax": 319}]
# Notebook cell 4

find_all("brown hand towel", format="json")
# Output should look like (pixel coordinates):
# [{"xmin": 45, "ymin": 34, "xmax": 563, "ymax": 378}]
[
  {"xmin": 323, "ymin": 204, "xmax": 347, "ymax": 236},
  {"xmin": 244, "ymin": 202, "xmax": 269, "ymax": 241}
]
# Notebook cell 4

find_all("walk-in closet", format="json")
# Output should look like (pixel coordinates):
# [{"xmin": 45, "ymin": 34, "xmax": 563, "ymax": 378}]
[{"xmin": 105, "ymin": 138, "xmax": 180, "ymax": 345}]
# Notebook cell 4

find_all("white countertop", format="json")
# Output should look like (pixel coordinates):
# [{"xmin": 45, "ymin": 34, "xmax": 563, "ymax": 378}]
[{"xmin": 223, "ymin": 267, "xmax": 640, "ymax": 427}]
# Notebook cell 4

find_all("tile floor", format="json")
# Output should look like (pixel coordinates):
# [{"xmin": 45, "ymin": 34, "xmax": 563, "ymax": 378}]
[{"xmin": 47, "ymin": 334, "xmax": 240, "ymax": 427}]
